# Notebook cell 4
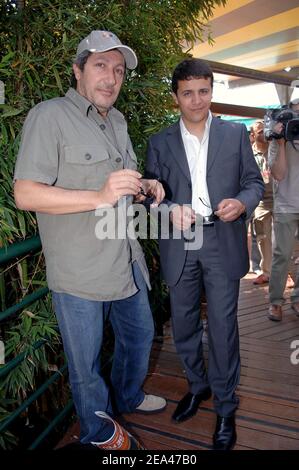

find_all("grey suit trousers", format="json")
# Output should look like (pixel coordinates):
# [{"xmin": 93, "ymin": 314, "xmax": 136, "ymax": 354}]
[{"xmin": 169, "ymin": 225, "xmax": 240, "ymax": 417}]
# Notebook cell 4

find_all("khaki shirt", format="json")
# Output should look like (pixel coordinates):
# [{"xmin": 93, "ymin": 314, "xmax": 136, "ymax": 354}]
[
  {"xmin": 14, "ymin": 88, "xmax": 150, "ymax": 300},
  {"xmin": 253, "ymin": 148, "xmax": 273, "ymax": 211}
]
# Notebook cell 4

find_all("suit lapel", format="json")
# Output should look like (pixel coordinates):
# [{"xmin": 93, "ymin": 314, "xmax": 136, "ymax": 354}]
[
  {"xmin": 165, "ymin": 117, "xmax": 225, "ymax": 181},
  {"xmin": 207, "ymin": 117, "xmax": 225, "ymax": 174},
  {"xmin": 166, "ymin": 121, "xmax": 191, "ymax": 182}
]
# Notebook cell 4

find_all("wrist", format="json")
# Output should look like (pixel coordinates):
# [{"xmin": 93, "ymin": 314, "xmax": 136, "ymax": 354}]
[
  {"xmin": 238, "ymin": 201, "xmax": 246, "ymax": 217},
  {"xmin": 94, "ymin": 189, "xmax": 113, "ymax": 209}
]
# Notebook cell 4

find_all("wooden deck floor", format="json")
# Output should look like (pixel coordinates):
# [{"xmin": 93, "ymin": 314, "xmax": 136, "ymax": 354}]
[
  {"xmin": 125, "ymin": 252, "xmax": 299, "ymax": 451},
  {"xmin": 59, "ymin": 250, "xmax": 299, "ymax": 451}
]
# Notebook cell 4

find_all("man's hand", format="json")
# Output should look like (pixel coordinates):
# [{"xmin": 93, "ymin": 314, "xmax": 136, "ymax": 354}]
[
  {"xmin": 170, "ymin": 205, "xmax": 196, "ymax": 230},
  {"xmin": 136, "ymin": 179, "xmax": 165, "ymax": 207},
  {"xmin": 214, "ymin": 198, "xmax": 246, "ymax": 222},
  {"xmin": 273, "ymin": 122, "xmax": 286, "ymax": 146},
  {"xmin": 97, "ymin": 169, "xmax": 142, "ymax": 208}
]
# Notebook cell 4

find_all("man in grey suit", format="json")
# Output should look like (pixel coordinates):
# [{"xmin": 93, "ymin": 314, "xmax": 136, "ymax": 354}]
[{"xmin": 145, "ymin": 59, "xmax": 264, "ymax": 450}]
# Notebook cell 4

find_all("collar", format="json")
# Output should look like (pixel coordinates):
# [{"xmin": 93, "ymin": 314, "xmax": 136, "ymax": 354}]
[
  {"xmin": 65, "ymin": 87, "xmax": 114, "ymax": 118},
  {"xmin": 252, "ymin": 143, "xmax": 268, "ymax": 157},
  {"xmin": 179, "ymin": 111, "xmax": 212, "ymax": 137},
  {"xmin": 65, "ymin": 88, "xmax": 93, "ymax": 116}
]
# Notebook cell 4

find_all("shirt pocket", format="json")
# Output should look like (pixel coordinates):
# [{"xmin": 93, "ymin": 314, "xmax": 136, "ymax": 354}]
[{"xmin": 59, "ymin": 145, "xmax": 112, "ymax": 190}]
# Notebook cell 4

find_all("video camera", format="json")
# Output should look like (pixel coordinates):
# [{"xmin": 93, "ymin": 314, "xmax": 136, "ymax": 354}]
[{"xmin": 264, "ymin": 105, "xmax": 299, "ymax": 141}]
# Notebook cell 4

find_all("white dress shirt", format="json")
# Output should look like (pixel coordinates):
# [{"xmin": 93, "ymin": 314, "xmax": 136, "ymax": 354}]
[{"xmin": 180, "ymin": 111, "xmax": 212, "ymax": 216}]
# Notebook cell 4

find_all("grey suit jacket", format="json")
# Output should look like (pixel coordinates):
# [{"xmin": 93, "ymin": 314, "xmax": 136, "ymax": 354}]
[{"xmin": 145, "ymin": 117, "xmax": 264, "ymax": 286}]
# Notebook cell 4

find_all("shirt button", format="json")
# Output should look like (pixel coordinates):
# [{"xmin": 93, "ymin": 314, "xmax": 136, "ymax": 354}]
[
  {"xmin": 85, "ymin": 153, "xmax": 92, "ymax": 160},
  {"xmin": 115, "ymin": 157, "xmax": 122, "ymax": 163},
  {"xmin": 100, "ymin": 124, "xmax": 106, "ymax": 130}
]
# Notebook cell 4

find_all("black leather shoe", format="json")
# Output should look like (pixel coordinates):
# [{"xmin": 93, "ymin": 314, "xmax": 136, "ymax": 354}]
[
  {"xmin": 172, "ymin": 389, "xmax": 212, "ymax": 423},
  {"xmin": 213, "ymin": 415, "xmax": 236, "ymax": 450}
]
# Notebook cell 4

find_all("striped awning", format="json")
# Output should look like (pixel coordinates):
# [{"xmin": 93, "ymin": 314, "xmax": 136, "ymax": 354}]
[{"xmin": 189, "ymin": 0, "xmax": 299, "ymax": 82}]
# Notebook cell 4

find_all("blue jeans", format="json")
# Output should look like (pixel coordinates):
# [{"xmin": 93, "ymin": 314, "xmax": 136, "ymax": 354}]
[{"xmin": 52, "ymin": 262, "xmax": 154, "ymax": 443}]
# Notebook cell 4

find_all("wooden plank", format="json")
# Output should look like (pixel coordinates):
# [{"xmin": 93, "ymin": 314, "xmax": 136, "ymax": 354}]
[
  {"xmin": 239, "ymin": 335, "xmax": 293, "ymax": 349},
  {"xmin": 143, "ymin": 375, "xmax": 299, "ymax": 422},
  {"xmin": 125, "ymin": 404, "xmax": 299, "ymax": 450},
  {"xmin": 244, "ymin": 319, "xmax": 299, "ymax": 339},
  {"xmin": 57, "ymin": 259, "xmax": 299, "ymax": 450},
  {"xmin": 205, "ymin": 60, "xmax": 297, "ymax": 86},
  {"xmin": 239, "ymin": 317, "xmax": 299, "ymax": 337},
  {"xmin": 148, "ymin": 355, "xmax": 299, "ymax": 399},
  {"xmin": 150, "ymin": 346, "xmax": 299, "ymax": 379}
]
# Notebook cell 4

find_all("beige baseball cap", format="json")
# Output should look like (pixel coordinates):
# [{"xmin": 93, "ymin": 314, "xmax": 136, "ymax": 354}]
[{"xmin": 76, "ymin": 30, "xmax": 138, "ymax": 70}]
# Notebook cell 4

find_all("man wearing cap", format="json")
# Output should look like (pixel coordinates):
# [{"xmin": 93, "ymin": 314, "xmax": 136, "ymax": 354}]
[
  {"xmin": 268, "ymin": 98, "xmax": 299, "ymax": 322},
  {"xmin": 14, "ymin": 30, "xmax": 166, "ymax": 450}
]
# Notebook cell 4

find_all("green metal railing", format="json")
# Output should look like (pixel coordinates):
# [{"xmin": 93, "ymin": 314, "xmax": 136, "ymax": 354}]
[
  {"xmin": 0, "ymin": 287, "xmax": 49, "ymax": 323},
  {"xmin": 0, "ymin": 235, "xmax": 42, "ymax": 265},
  {"xmin": 0, "ymin": 235, "xmax": 48, "ymax": 323},
  {"xmin": 0, "ymin": 236, "xmax": 73, "ymax": 449}
]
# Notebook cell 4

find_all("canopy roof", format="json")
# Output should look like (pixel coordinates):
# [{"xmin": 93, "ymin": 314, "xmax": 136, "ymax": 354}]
[
  {"xmin": 190, "ymin": 0, "xmax": 299, "ymax": 88},
  {"xmin": 187, "ymin": 0, "xmax": 299, "ymax": 119}
]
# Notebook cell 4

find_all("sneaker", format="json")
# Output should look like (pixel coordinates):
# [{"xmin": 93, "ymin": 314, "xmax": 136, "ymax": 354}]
[
  {"xmin": 268, "ymin": 304, "xmax": 282, "ymax": 322},
  {"xmin": 135, "ymin": 394, "xmax": 167, "ymax": 414},
  {"xmin": 253, "ymin": 273, "xmax": 269, "ymax": 285},
  {"xmin": 91, "ymin": 411, "xmax": 144, "ymax": 450}
]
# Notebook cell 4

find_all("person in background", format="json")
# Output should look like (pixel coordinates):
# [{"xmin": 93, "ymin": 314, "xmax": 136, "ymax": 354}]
[
  {"xmin": 145, "ymin": 58, "xmax": 264, "ymax": 450},
  {"xmin": 251, "ymin": 120, "xmax": 272, "ymax": 285},
  {"xmin": 268, "ymin": 98, "xmax": 299, "ymax": 321},
  {"xmin": 14, "ymin": 30, "xmax": 166, "ymax": 450},
  {"xmin": 247, "ymin": 125, "xmax": 262, "ymax": 275}
]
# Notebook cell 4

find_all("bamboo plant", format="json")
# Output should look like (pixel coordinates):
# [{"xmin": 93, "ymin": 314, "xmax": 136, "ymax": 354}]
[{"xmin": 0, "ymin": 0, "xmax": 226, "ymax": 449}]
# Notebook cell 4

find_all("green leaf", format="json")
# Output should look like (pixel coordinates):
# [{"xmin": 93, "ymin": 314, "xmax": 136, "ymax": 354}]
[
  {"xmin": 53, "ymin": 67, "xmax": 64, "ymax": 94},
  {"xmin": 0, "ymin": 106, "xmax": 24, "ymax": 118}
]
